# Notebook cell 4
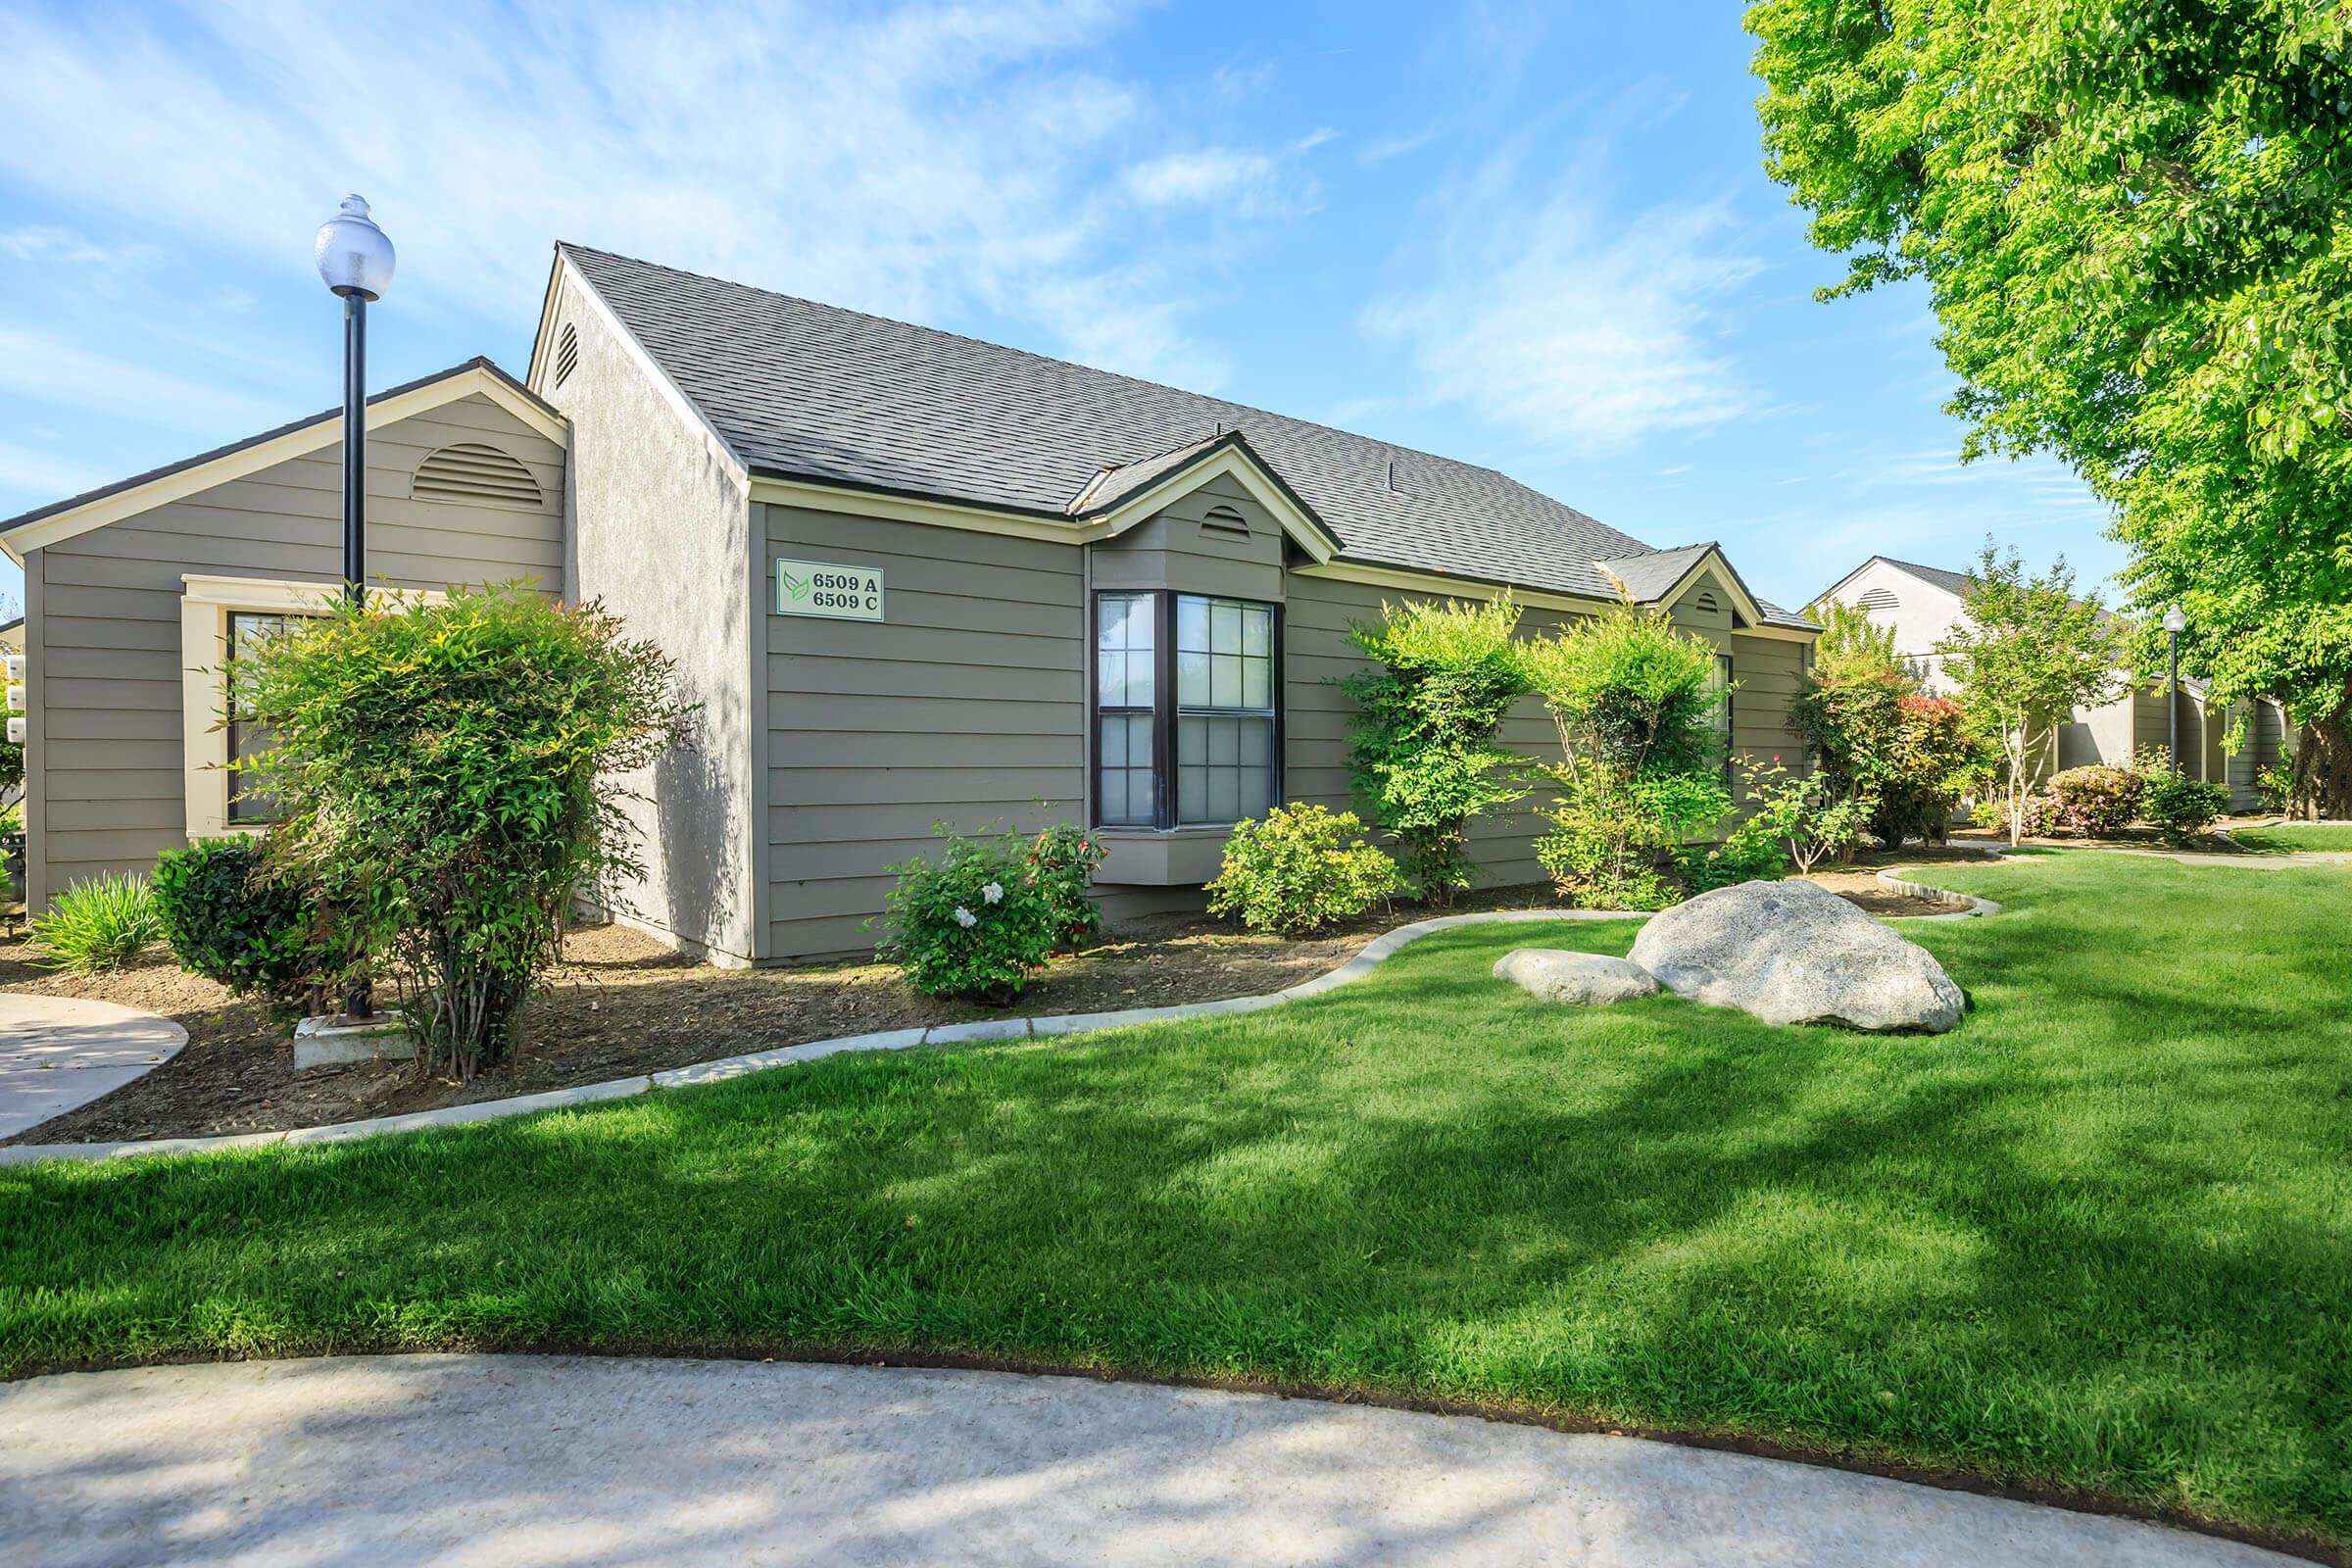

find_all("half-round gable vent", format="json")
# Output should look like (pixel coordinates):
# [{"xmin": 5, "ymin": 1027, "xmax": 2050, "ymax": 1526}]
[
  {"xmin": 554, "ymin": 322, "xmax": 579, "ymax": 386},
  {"xmin": 1858, "ymin": 587, "xmax": 1899, "ymax": 614},
  {"xmin": 1691, "ymin": 590, "xmax": 1721, "ymax": 614},
  {"xmin": 412, "ymin": 443, "xmax": 543, "ymax": 509},
  {"xmin": 1201, "ymin": 505, "xmax": 1251, "ymax": 537}
]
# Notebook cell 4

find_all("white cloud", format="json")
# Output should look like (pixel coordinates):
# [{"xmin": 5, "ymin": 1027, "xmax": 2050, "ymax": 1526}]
[
  {"xmin": 1364, "ymin": 172, "xmax": 1760, "ymax": 454},
  {"xmin": 0, "ymin": 439, "xmax": 107, "ymax": 502},
  {"xmin": 0, "ymin": 327, "xmax": 286, "ymax": 432},
  {"xmin": 0, "ymin": 0, "xmax": 1274, "ymax": 388},
  {"xmin": 1124, "ymin": 148, "xmax": 1275, "ymax": 206},
  {"xmin": 1357, "ymin": 130, "xmax": 1436, "ymax": 167}
]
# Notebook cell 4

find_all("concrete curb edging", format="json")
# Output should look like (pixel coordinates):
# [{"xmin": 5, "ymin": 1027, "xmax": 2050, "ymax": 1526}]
[{"xmin": 2, "ymin": 881, "xmax": 2001, "ymax": 1169}]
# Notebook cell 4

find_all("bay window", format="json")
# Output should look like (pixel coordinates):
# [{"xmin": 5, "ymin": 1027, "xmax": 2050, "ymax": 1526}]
[{"xmin": 1092, "ymin": 590, "xmax": 1280, "ymax": 829}]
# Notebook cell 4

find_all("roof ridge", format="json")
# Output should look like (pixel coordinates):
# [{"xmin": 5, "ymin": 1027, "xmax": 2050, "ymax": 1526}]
[{"xmin": 554, "ymin": 241, "xmax": 1535, "ymax": 487}]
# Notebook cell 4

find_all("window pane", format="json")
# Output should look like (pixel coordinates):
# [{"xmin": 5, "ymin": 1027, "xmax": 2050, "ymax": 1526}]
[
  {"xmin": 1211, "ymin": 600, "xmax": 1241, "ymax": 653},
  {"xmin": 1204, "ymin": 654, "xmax": 1231, "ymax": 709},
  {"xmin": 1097, "ymin": 594, "xmax": 1152, "ymax": 707},
  {"xmin": 225, "ymin": 612, "xmax": 306, "ymax": 826},
  {"xmin": 1177, "ymin": 714, "xmax": 1276, "ymax": 826},
  {"xmin": 1178, "ymin": 651, "xmax": 1210, "ymax": 706},
  {"xmin": 1242, "ymin": 606, "xmax": 1270, "ymax": 657},
  {"xmin": 1242, "ymin": 655, "xmax": 1271, "ymax": 710},
  {"xmin": 1177, "ymin": 595, "xmax": 1208, "ymax": 653}
]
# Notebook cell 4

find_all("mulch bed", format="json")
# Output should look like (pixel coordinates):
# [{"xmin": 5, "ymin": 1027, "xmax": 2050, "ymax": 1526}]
[{"xmin": 4, "ymin": 870, "xmax": 1968, "ymax": 1147}]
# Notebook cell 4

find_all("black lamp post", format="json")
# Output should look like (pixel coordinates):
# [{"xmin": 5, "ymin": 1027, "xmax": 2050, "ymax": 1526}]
[
  {"xmin": 2164, "ymin": 606, "xmax": 2187, "ymax": 771},
  {"xmin": 312, "ymin": 197, "xmax": 395, "ymax": 1022},
  {"xmin": 313, "ymin": 196, "xmax": 396, "ymax": 603}
]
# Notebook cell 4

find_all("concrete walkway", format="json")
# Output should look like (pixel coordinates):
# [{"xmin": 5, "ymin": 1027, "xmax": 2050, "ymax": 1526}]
[
  {"xmin": 0, "ymin": 993, "xmax": 183, "ymax": 1140},
  {"xmin": 0, "ymin": 1356, "xmax": 2297, "ymax": 1567}
]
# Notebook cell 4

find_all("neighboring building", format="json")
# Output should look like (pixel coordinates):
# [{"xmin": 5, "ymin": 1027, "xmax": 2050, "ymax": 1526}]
[
  {"xmin": 0, "ymin": 245, "xmax": 1818, "ymax": 963},
  {"xmin": 1813, "ymin": 556, "xmax": 2284, "ymax": 807}
]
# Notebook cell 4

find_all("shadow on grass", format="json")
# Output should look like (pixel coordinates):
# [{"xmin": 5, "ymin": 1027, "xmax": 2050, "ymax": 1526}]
[{"xmin": 3, "ymin": 858, "xmax": 2348, "ymax": 1547}]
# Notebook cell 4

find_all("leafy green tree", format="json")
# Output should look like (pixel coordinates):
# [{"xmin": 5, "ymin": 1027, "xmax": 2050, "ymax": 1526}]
[
  {"xmin": 1749, "ymin": 0, "xmax": 2352, "ymax": 814},
  {"xmin": 232, "ymin": 586, "xmax": 690, "ymax": 1077},
  {"xmin": 1342, "ymin": 596, "xmax": 1532, "ymax": 903},
  {"xmin": 1938, "ymin": 546, "xmax": 2126, "ymax": 845}
]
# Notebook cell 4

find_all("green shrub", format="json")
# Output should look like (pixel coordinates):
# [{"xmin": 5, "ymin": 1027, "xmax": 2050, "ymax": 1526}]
[
  {"xmin": 1342, "ymin": 596, "xmax": 1531, "ymax": 903},
  {"xmin": 1735, "ymin": 756, "xmax": 1870, "ymax": 872},
  {"xmin": 1205, "ymin": 804, "xmax": 1402, "ymax": 935},
  {"xmin": 31, "ymin": 873, "xmax": 164, "ymax": 973},
  {"xmin": 1022, "ymin": 822, "xmax": 1107, "ymax": 951},
  {"xmin": 229, "ymin": 586, "xmax": 690, "ymax": 1079},
  {"xmin": 2256, "ymin": 755, "xmax": 2295, "ymax": 813},
  {"xmin": 876, "ymin": 826, "xmax": 1064, "ymax": 1004},
  {"xmin": 2143, "ymin": 769, "xmax": 2230, "ymax": 845},
  {"xmin": 1523, "ymin": 604, "xmax": 1728, "ymax": 908},
  {"xmin": 152, "ymin": 837, "xmax": 321, "ymax": 1002},
  {"xmin": 1679, "ymin": 811, "xmax": 1790, "ymax": 895},
  {"xmin": 2047, "ymin": 764, "xmax": 2144, "ymax": 835}
]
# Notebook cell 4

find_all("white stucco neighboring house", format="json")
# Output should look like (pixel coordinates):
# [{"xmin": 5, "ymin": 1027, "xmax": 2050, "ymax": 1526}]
[{"xmin": 1813, "ymin": 556, "xmax": 2286, "ymax": 808}]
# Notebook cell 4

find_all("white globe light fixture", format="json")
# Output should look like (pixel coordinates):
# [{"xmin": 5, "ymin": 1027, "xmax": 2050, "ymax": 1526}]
[
  {"xmin": 314, "ymin": 196, "xmax": 395, "ymax": 607},
  {"xmin": 314, "ymin": 194, "xmax": 396, "ymax": 301}
]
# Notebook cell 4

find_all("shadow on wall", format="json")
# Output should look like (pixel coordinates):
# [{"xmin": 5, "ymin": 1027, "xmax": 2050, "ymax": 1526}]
[{"xmin": 615, "ymin": 668, "xmax": 745, "ymax": 962}]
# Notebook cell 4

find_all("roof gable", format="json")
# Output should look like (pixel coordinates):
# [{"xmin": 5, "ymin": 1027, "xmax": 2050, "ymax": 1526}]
[{"xmin": 0, "ymin": 360, "xmax": 564, "ymax": 563}]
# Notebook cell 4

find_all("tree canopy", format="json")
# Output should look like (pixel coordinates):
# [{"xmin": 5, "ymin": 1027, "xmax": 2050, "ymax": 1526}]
[{"xmin": 1748, "ymin": 0, "xmax": 2352, "ymax": 810}]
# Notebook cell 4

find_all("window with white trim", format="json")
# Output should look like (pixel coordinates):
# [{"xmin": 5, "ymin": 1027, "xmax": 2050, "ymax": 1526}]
[
  {"xmin": 1092, "ymin": 591, "xmax": 1281, "ymax": 829},
  {"xmin": 224, "ymin": 612, "xmax": 309, "ymax": 825}
]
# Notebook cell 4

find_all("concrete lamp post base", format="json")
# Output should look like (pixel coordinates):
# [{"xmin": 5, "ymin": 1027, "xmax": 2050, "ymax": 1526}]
[{"xmin": 293, "ymin": 1010, "xmax": 416, "ymax": 1070}]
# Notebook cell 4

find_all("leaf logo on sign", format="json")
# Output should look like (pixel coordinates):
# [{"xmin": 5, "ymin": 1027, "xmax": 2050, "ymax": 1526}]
[{"xmin": 782, "ymin": 570, "xmax": 812, "ymax": 603}]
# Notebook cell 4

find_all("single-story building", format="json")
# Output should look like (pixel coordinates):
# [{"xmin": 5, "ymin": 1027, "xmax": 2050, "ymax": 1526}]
[
  {"xmin": 1813, "ymin": 555, "xmax": 2285, "ymax": 808},
  {"xmin": 1, "ymin": 244, "xmax": 1817, "ymax": 963}
]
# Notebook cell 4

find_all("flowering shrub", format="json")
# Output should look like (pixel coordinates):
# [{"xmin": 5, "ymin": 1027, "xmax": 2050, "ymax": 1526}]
[
  {"xmin": 876, "ymin": 826, "xmax": 1067, "ymax": 1003},
  {"xmin": 1206, "ymin": 804, "xmax": 1401, "ymax": 935},
  {"xmin": 1878, "ymin": 696, "xmax": 1989, "ymax": 845},
  {"xmin": 2047, "ymin": 764, "xmax": 2144, "ymax": 835},
  {"xmin": 1025, "ymin": 822, "xmax": 1106, "ymax": 950}
]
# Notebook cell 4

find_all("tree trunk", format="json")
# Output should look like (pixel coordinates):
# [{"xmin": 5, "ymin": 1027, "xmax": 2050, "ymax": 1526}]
[{"xmin": 2290, "ymin": 694, "xmax": 2352, "ymax": 818}]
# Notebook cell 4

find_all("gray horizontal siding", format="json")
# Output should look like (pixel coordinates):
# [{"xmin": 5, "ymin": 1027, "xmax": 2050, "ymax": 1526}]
[
  {"xmin": 27, "ymin": 391, "xmax": 565, "ymax": 906},
  {"xmin": 765, "ymin": 506, "xmax": 1085, "ymax": 957},
  {"xmin": 759, "ymin": 507, "xmax": 1815, "ymax": 956}
]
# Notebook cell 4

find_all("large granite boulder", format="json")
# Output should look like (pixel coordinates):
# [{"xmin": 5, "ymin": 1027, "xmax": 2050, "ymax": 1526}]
[
  {"xmin": 1494, "ymin": 949, "xmax": 1659, "ymax": 1005},
  {"xmin": 1628, "ymin": 879, "xmax": 1965, "ymax": 1033}
]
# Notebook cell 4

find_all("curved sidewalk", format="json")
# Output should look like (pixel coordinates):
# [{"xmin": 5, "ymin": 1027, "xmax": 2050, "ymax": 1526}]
[
  {"xmin": 0, "ymin": 994, "xmax": 184, "ymax": 1141},
  {"xmin": 0, "ymin": 1355, "xmax": 2295, "ymax": 1567}
]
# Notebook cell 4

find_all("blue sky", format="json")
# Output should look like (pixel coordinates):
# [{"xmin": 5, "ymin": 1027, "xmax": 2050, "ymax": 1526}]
[{"xmin": 0, "ymin": 0, "xmax": 2120, "ymax": 618}]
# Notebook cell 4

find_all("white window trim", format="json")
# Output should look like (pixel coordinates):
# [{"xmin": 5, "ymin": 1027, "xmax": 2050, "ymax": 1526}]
[{"xmin": 178, "ymin": 575, "xmax": 448, "ymax": 839}]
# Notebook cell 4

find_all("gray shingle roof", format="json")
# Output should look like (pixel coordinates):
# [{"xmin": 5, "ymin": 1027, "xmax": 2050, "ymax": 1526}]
[
  {"xmin": 560, "ymin": 246, "xmax": 1813, "ymax": 629},
  {"xmin": 1873, "ymin": 558, "xmax": 1980, "ymax": 599}
]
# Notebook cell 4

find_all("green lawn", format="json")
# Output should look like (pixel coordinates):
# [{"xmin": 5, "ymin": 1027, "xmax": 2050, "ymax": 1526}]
[
  {"xmin": 2231, "ymin": 821, "xmax": 2352, "ymax": 854},
  {"xmin": 5, "ymin": 855, "xmax": 2349, "ymax": 1544}
]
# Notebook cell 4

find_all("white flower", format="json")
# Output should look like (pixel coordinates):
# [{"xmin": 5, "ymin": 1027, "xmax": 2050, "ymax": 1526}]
[
  {"xmin": 954, "ymin": 906, "xmax": 979, "ymax": 928},
  {"xmin": 981, "ymin": 881, "xmax": 1004, "ymax": 905}
]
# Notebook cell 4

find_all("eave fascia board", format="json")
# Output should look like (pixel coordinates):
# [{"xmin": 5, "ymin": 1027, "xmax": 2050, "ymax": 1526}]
[
  {"xmin": 553, "ymin": 248, "xmax": 751, "ymax": 488},
  {"xmin": 0, "ymin": 365, "xmax": 567, "ymax": 564},
  {"xmin": 1081, "ymin": 442, "xmax": 1341, "ymax": 564},
  {"xmin": 1649, "ymin": 546, "xmax": 1772, "ymax": 631},
  {"xmin": 524, "ymin": 249, "xmax": 569, "ymax": 395}
]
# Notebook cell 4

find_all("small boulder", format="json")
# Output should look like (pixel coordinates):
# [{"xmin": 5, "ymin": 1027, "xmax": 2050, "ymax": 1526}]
[
  {"xmin": 1627, "ymin": 878, "xmax": 1964, "ymax": 1033},
  {"xmin": 1494, "ymin": 949, "xmax": 1660, "ymax": 1005}
]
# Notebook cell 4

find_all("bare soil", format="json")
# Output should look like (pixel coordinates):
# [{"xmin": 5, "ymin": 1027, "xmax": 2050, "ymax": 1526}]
[{"xmin": 5, "ymin": 871, "xmax": 1966, "ymax": 1146}]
